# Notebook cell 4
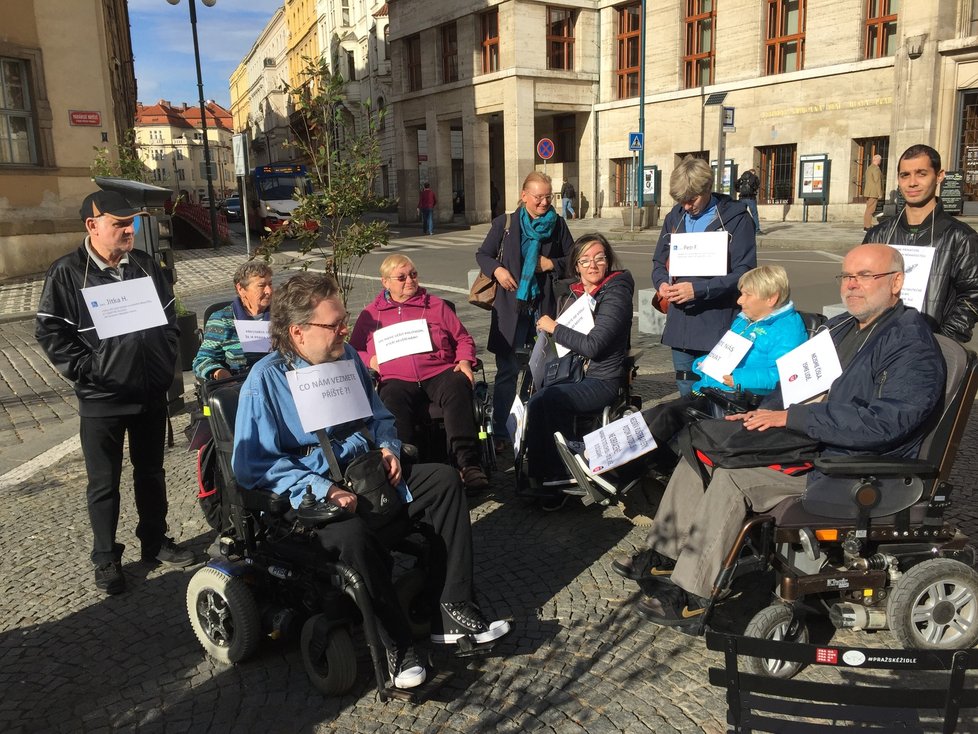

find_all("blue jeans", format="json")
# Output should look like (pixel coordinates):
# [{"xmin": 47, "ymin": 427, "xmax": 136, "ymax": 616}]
[
  {"xmin": 562, "ymin": 197, "xmax": 575, "ymax": 219},
  {"xmin": 492, "ymin": 312, "xmax": 533, "ymax": 436},
  {"xmin": 421, "ymin": 208, "xmax": 434, "ymax": 235},
  {"xmin": 672, "ymin": 348, "xmax": 707, "ymax": 398},
  {"xmin": 525, "ymin": 376, "xmax": 620, "ymax": 480},
  {"xmin": 744, "ymin": 197, "xmax": 760, "ymax": 232}
]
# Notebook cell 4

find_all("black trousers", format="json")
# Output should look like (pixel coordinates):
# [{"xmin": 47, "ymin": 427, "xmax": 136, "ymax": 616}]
[
  {"xmin": 79, "ymin": 403, "xmax": 169, "ymax": 566},
  {"xmin": 316, "ymin": 462, "xmax": 472, "ymax": 645},
  {"xmin": 379, "ymin": 368, "xmax": 480, "ymax": 469}
]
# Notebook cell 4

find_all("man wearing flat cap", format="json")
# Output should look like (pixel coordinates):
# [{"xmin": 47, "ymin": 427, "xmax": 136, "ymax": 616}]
[{"xmin": 36, "ymin": 190, "xmax": 194, "ymax": 595}]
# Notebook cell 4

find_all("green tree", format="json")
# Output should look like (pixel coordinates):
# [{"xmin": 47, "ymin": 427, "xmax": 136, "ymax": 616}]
[
  {"xmin": 261, "ymin": 56, "xmax": 388, "ymax": 307},
  {"xmin": 90, "ymin": 129, "xmax": 149, "ymax": 182}
]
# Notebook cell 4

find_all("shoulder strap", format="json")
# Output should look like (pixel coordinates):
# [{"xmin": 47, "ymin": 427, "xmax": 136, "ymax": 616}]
[
  {"xmin": 497, "ymin": 213, "xmax": 511, "ymax": 259},
  {"xmin": 315, "ymin": 429, "xmax": 345, "ymax": 484}
]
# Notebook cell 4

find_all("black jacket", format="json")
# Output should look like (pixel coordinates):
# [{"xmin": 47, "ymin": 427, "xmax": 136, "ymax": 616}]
[
  {"xmin": 651, "ymin": 194, "xmax": 757, "ymax": 352},
  {"xmin": 476, "ymin": 207, "xmax": 575, "ymax": 353},
  {"xmin": 553, "ymin": 270, "xmax": 634, "ymax": 382},
  {"xmin": 35, "ymin": 242, "xmax": 179, "ymax": 416},
  {"xmin": 864, "ymin": 201, "xmax": 978, "ymax": 343}
]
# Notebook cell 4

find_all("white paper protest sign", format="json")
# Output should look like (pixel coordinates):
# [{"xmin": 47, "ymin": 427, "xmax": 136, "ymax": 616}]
[
  {"xmin": 583, "ymin": 412, "xmax": 657, "ymax": 474},
  {"xmin": 233, "ymin": 319, "xmax": 271, "ymax": 353},
  {"xmin": 698, "ymin": 330, "xmax": 754, "ymax": 383},
  {"xmin": 82, "ymin": 278, "xmax": 167, "ymax": 339},
  {"xmin": 776, "ymin": 330, "xmax": 843, "ymax": 407},
  {"xmin": 555, "ymin": 294, "xmax": 595, "ymax": 358},
  {"xmin": 507, "ymin": 396, "xmax": 526, "ymax": 454},
  {"xmin": 668, "ymin": 231, "xmax": 729, "ymax": 277},
  {"xmin": 373, "ymin": 319, "xmax": 433, "ymax": 364},
  {"xmin": 890, "ymin": 245, "xmax": 935, "ymax": 313},
  {"xmin": 286, "ymin": 360, "xmax": 373, "ymax": 433}
]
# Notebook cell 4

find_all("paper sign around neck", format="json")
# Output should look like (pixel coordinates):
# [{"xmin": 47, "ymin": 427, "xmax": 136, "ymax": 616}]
[
  {"xmin": 668, "ymin": 231, "xmax": 729, "ymax": 277},
  {"xmin": 233, "ymin": 319, "xmax": 271, "ymax": 353},
  {"xmin": 776, "ymin": 329, "xmax": 843, "ymax": 407},
  {"xmin": 81, "ymin": 278, "xmax": 167, "ymax": 339},
  {"xmin": 555, "ymin": 293, "xmax": 595, "ymax": 358},
  {"xmin": 698, "ymin": 329, "xmax": 754, "ymax": 383},
  {"xmin": 286, "ymin": 360, "xmax": 373, "ymax": 433},
  {"xmin": 889, "ymin": 244, "xmax": 935, "ymax": 313},
  {"xmin": 583, "ymin": 412, "xmax": 657, "ymax": 474},
  {"xmin": 373, "ymin": 319, "xmax": 434, "ymax": 365}
]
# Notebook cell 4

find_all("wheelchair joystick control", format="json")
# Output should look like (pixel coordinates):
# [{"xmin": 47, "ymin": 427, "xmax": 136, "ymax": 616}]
[{"xmin": 297, "ymin": 485, "xmax": 347, "ymax": 527}]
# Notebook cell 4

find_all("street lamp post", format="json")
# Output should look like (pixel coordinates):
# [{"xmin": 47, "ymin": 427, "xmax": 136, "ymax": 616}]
[{"xmin": 167, "ymin": 0, "xmax": 220, "ymax": 247}]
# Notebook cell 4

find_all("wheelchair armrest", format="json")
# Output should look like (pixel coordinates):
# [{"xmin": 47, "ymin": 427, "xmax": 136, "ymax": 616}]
[
  {"xmin": 239, "ymin": 487, "xmax": 292, "ymax": 516},
  {"xmin": 401, "ymin": 443, "xmax": 420, "ymax": 465},
  {"xmin": 814, "ymin": 455, "xmax": 938, "ymax": 478}
]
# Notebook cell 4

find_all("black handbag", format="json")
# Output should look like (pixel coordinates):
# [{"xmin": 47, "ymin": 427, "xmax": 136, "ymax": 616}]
[
  {"xmin": 542, "ymin": 352, "xmax": 586, "ymax": 387},
  {"xmin": 315, "ymin": 432, "xmax": 404, "ymax": 530}
]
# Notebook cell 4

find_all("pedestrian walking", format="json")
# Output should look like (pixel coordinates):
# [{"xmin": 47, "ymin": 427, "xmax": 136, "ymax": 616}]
[
  {"xmin": 418, "ymin": 182, "xmax": 437, "ymax": 235},
  {"xmin": 560, "ymin": 178, "xmax": 576, "ymax": 219},
  {"xmin": 735, "ymin": 168, "xmax": 761, "ymax": 234},
  {"xmin": 863, "ymin": 154, "xmax": 884, "ymax": 230},
  {"xmin": 35, "ymin": 190, "xmax": 195, "ymax": 595}
]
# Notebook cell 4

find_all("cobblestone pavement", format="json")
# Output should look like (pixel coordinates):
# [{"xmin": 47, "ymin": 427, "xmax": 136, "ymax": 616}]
[{"xmin": 3, "ymin": 225, "xmax": 978, "ymax": 731}]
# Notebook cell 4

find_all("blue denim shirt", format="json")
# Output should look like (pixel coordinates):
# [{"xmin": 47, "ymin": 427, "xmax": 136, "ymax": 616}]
[{"xmin": 232, "ymin": 343, "xmax": 409, "ymax": 508}]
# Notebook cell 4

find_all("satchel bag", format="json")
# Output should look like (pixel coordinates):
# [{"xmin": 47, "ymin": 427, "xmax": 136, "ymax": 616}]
[
  {"xmin": 468, "ymin": 213, "xmax": 512, "ymax": 310},
  {"xmin": 343, "ymin": 449, "xmax": 404, "ymax": 530},
  {"xmin": 542, "ymin": 352, "xmax": 586, "ymax": 388},
  {"xmin": 678, "ymin": 418, "xmax": 820, "ymax": 485}
]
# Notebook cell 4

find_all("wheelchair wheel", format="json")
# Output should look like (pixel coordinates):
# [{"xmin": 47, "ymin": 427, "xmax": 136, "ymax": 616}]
[
  {"xmin": 394, "ymin": 567, "xmax": 432, "ymax": 640},
  {"xmin": 300, "ymin": 614, "xmax": 357, "ymax": 696},
  {"xmin": 887, "ymin": 558, "xmax": 978, "ymax": 650},
  {"xmin": 743, "ymin": 604, "xmax": 809, "ymax": 679},
  {"xmin": 187, "ymin": 566, "xmax": 260, "ymax": 664}
]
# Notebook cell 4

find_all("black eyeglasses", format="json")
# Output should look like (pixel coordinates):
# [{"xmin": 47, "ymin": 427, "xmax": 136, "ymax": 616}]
[
  {"xmin": 389, "ymin": 271, "xmax": 419, "ymax": 282},
  {"xmin": 304, "ymin": 318, "xmax": 349, "ymax": 332},
  {"xmin": 834, "ymin": 271, "xmax": 898, "ymax": 284},
  {"xmin": 577, "ymin": 255, "xmax": 608, "ymax": 268}
]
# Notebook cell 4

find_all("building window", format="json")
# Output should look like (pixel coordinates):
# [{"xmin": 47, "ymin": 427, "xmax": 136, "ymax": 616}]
[
  {"xmin": 176, "ymin": 149, "xmax": 184, "ymax": 160},
  {"xmin": 345, "ymin": 49, "xmax": 356, "ymax": 81},
  {"xmin": 865, "ymin": 0, "xmax": 898, "ymax": 59},
  {"xmin": 177, "ymin": 168, "xmax": 185, "ymax": 181},
  {"xmin": 554, "ymin": 114, "xmax": 576, "ymax": 163},
  {"xmin": 0, "ymin": 57, "xmax": 36, "ymax": 165},
  {"xmin": 616, "ymin": 3, "xmax": 641, "ymax": 99},
  {"xmin": 442, "ymin": 23, "xmax": 459, "ymax": 83},
  {"xmin": 341, "ymin": 0, "xmax": 350, "ymax": 26},
  {"xmin": 765, "ymin": 0, "xmax": 806, "ymax": 75},
  {"xmin": 405, "ymin": 35, "xmax": 422, "ymax": 91},
  {"xmin": 758, "ymin": 143, "xmax": 797, "ymax": 204},
  {"xmin": 854, "ymin": 137, "xmax": 889, "ymax": 201},
  {"xmin": 482, "ymin": 10, "xmax": 500, "ymax": 74},
  {"xmin": 547, "ymin": 7, "xmax": 575, "ymax": 71},
  {"xmin": 612, "ymin": 157, "xmax": 636, "ymax": 206},
  {"xmin": 683, "ymin": 1, "xmax": 715, "ymax": 88}
]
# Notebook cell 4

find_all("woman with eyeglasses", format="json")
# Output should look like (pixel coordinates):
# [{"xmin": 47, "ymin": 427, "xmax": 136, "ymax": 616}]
[
  {"xmin": 350, "ymin": 255, "xmax": 489, "ymax": 492},
  {"xmin": 475, "ymin": 171, "xmax": 575, "ymax": 452},
  {"xmin": 529, "ymin": 233, "xmax": 635, "ymax": 508}
]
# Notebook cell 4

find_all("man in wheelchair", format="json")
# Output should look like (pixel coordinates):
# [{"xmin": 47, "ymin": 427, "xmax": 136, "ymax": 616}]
[
  {"xmin": 622, "ymin": 244, "xmax": 948, "ymax": 627},
  {"xmin": 231, "ymin": 273, "xmax": 510, "ymax": 689}
]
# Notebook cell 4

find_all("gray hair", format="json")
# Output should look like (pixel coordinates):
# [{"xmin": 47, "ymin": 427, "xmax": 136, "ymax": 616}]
[{"xmin": 269, "ymin": 272, "xmax": 340, "ymax": 355}]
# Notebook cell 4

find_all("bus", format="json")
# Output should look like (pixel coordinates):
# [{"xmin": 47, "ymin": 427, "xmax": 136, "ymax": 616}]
[{"xmin": 246, "ymin": 163, "xmax": 313, "ymax": 234}]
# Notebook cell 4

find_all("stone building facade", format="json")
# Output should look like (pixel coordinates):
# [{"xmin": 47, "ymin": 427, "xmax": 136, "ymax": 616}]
[
  {"xmin": 0, "ymin": 0, "xmax": 137, "ymax": 278},
  {"xmin": 387, "ymin": 0, "xmax": 978, "ymax": 225}
]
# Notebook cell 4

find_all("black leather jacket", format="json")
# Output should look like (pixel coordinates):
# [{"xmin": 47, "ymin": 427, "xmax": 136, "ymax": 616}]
[
  {"xmin": 864, "ymin": 201, "xmax": 978, "ymax": 343},
  {"xmin": 35, "ymin": 242, "xmax": 179, "ymax": 416}
]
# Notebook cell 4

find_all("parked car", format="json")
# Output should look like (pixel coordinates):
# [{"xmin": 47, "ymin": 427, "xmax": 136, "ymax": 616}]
[{"xmin": 222, "ymin": 195, "xmax": 242, "ymax": 222}]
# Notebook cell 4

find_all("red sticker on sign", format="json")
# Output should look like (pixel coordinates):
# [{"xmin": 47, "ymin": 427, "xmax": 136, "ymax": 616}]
[{"xmin": 815, "ymin": 647, "xmax": 838, "ymax": 664}]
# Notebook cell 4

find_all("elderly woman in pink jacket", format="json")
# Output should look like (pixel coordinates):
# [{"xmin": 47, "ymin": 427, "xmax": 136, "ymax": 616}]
[{"xmin": 350, "ymin": 255, "xmax": 489, "ymax": 492}]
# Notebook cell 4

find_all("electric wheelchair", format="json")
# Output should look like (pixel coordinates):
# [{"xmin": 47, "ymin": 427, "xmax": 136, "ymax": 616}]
[
  {"xmin": 670, "ymin": 335, "xmax": 978, "ymax": 678},
  {"xmin": 185, "ymin": 375, "xmax": 435, "ymax": 701}
]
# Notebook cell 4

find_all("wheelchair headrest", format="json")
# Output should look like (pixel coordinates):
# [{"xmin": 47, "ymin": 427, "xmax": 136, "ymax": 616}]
[
  {"xmin": 204, "ymin": 375, "xmax": 247, "ymax": 447},
  {"xmin": 916, "ymin": 335, "xmax": 977, "ymax": 467},
  {"xmin": 798, "ymin": 311, "xmax": 826, "ymax": 337}
]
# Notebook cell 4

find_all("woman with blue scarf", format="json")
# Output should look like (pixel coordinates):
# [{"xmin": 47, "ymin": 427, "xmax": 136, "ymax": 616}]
[
  {"xmin": 476, "ymin": 172, "xmax": 575, "ymax": 449},
  {"xmin": 193, "ymin": 261, "xmax": 274, "ymax": 381}
]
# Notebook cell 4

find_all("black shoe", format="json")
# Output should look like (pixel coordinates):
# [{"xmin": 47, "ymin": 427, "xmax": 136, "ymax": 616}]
[
  {"xmin": 539, "ymin": 493, "xmax": 569, "ymax": 512},
  {"xmin": 611, "ymin": 548, "xmax": 676, "ymax": 581},
  {"xmin": 461, "ymin": 465, "xmax": 490, "ymax": 493},
  {"xmin": 430, "ymin": 601, "xmax": 511, "ymax": 645},
  {"xmin": 94, "ymin": 561, "xmax": 126, "ymax": 595},
  {"xmin": 143, "ymin": 538, "xmax": 195, "ymax": 567},
  {"xmin": 386, "ymin": 645, "xmax": 426, "ymax": 689},
  {"xmin": 636, "ymin": 585, "xmax": 705, "ymax": 626}
]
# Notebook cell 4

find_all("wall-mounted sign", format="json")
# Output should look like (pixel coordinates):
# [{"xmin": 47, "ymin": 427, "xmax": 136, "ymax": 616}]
[{"xmin": 69, "ymin": 110, "xmax": 102, "ymax": 126}]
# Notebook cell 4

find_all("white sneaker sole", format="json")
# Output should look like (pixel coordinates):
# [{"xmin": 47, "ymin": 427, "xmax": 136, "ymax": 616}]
[
  {"xmin": 430, "ymin": 619, "xmax": 511, "ymax": 645},
  {"xmin": 392, "ymin": 664, "xmax": 426, "ymax": 689}
]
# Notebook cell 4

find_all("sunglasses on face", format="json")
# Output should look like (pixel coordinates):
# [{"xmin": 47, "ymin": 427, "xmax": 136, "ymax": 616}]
[{"xmin": 389, "ymin": 271, "xmax": 419, "ymax": 282}]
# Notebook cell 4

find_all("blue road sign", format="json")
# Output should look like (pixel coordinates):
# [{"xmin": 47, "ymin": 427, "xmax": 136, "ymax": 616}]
[
  {"xmin": 628, "ymin": 132, "xmax": 644, "ymax": 151},
  {"xmin": 537, "ymin": 137, "xmax": 555, "ymax": 160}
]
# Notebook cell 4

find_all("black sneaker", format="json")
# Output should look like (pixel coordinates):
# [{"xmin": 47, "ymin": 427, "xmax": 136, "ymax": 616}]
[
  {"xmin": 385, "ymin": 645, "xmax": 426, "ymax": 689},
  {"xmin": 612, "ymin": 548, "xmax": 676, "ymax": 581},
  {"xmin": 143, "ymin": 538, "xmax": 195, "ymax": 567},
  {"xmin": 431, "ymin": 601, "xmax": 511, "ymax": 645},
  {"xmin": 94, "ymin": 561, "xmax": 126, "ymax": 595}
]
